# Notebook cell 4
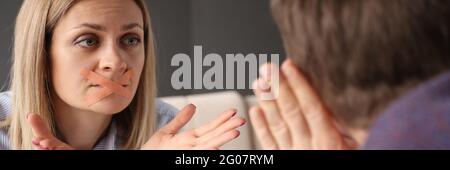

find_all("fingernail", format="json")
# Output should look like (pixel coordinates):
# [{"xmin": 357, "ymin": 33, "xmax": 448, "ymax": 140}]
[
  {"xmin": 234, "ymin": 130, "xmax": 241, "ymax": 138},
  {"xmin": 252, "ymin": 80, "xmax": 258, "ymax": 90},
  {"xmin": 241, "ymin": 119, "xmax": 247, "ymax": 126},
  {"xmin": 231, "ymin": 110, "xmax": 237, "ymax": 117},
  {"xmin": 258, "ymin": 79, "xmax": 271, "ymax": 91},
  {"xmin": 189, "ymin": 103, "xmax": 197, "ymax": 109},
  {"xmin": 283, "ymin": 59, "xmax": 298, "ymax": 77},
  {"xmin": 26, "ymin": 113, "xmax": 32, "ymax": 119},
  {"xmin": 282, "ymin": 61, "xmax": 292, "ymax": 76}
]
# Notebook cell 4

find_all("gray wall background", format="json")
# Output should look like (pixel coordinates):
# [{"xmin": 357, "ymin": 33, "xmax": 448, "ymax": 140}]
[{"xmin": 0, "ymin": 0, "xmax": 285, "ymax": 97}]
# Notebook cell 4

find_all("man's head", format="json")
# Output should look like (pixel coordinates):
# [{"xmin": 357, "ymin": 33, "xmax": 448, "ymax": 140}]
[{"xmin": 271, "ymin": 0, "xmax": 450, "ymax": 128}]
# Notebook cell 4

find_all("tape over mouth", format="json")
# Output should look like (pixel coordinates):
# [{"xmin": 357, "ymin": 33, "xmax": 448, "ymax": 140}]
[{"xmin": 80, "ymin": 68, "xmax": 134, "ymax": 106}]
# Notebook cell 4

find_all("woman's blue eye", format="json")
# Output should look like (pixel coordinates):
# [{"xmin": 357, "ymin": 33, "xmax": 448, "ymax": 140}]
[
  {"xmin": 76, "ymin": 38, "xmax": 98, "ymax": 48},
  {"xmin": 122, "ymin": 36, "xmax": 141, "ymax": 47}
]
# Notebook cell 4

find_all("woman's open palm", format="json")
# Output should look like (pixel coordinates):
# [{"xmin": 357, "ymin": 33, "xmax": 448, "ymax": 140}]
[
  {"xmin": 142, "ymin": 104, "xmax": 245, "ymax": 150},
  {"xmin": 28, "ymin": 104, "xmax": 245, "ymax": 150}
]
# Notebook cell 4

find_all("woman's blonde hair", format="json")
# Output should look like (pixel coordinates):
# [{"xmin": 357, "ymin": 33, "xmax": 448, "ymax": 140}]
[{"xmin": 5, "ymin": 0, "xmax": 157, "ymax": 149}]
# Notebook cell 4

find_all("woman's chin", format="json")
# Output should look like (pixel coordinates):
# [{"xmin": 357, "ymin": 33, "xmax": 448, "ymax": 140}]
[{"xmin": 87, "ymin": 95, "xmax": 131, "ymax": 114}]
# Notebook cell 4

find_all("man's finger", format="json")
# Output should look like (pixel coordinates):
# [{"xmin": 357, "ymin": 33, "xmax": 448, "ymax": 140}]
[
  {"xmin": 159, "ymin": 104, "xmax": 196, "ymax": 134},
  {"xmin": 266, "ymin": 62, "xmax": 312, "ymax": 149},
  {"xmin": 253, "ymin": 78, "xmax": 292, "ymax": 149},
  {"xmin": 281, "ymin": 59, "xmax": 342, "ymax": 149},
  {"xmin": 249, "ymin": 106, "xmax": 279, "ymax": 150}
]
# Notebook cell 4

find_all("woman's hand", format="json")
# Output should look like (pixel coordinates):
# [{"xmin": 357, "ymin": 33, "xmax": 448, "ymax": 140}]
[
  {"xmin": 249, "ymin": 59, "xmax": 357, "ymax": 150},
  {"xmin": 141, "ymin": 104, "xmax": 246, "ymax": 150},
  {"xmin": 27, "ymin": 113, "xmax": 74, "ymax": 150},
  {"xmin": 27, "ymin": 104, "xmax": 245, "ymax": 150}
]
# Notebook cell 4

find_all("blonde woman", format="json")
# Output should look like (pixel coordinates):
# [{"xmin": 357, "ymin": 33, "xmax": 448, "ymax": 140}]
[{"xmin": 0, "ymin": 0, "xmax": 245, "ymax": 150}]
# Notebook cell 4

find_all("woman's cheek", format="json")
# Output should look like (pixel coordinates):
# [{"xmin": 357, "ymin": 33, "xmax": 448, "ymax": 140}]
[{"xmin": 51, "ymin": 67, "xmax": 83, "ymax": 108}]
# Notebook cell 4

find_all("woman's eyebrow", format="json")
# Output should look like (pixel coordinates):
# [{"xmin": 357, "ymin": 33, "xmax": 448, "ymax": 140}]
[
  {"xmin": 71, "ymin": 23, "xmax": 143, "ymax": 31},
  {"xmin": 122, "ymin": 23, "xmax": 143, "ymax": 31},
  {"xmin": 72, "ymin": 23, "xmax": 105, "ymax": 31}
]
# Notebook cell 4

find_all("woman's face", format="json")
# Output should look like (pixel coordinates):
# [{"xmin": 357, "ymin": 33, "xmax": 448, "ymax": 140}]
[{"xmin": 50, "ymin": 0, "xmax": 145, "ymax": 114}]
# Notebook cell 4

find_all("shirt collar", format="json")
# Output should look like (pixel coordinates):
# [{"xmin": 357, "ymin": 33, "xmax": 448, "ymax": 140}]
[{"xmin": 93, "ymin": 119, "xmax": 118, "ymax": 150}]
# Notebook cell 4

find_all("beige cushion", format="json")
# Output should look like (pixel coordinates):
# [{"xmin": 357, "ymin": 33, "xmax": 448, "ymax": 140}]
[{"xmin": 160, "ymin": 91, "xmax": 259, "ymax": 150}]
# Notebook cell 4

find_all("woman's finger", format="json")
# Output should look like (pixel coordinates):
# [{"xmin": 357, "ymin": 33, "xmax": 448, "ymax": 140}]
[
  {"xmin": 194, "ymin": 109, "xmax": 237, "ymax": 137},
  {"xmin": 201, "ymin": 130, "xmax": 240, "ymax": 149},
  {"xmin": 27, "ymin": 113, "xmax": 52, "ymax": 138},
  {"xmin": 33, "ymin": 144, "xmax": 48, "ymax": 150},
  {"xmin": 249, "ymin": 106, "xmax": 279, "ymax": 150},
  {"xmin": 37, "ymin": 139, "xmax": 54, "ymax": 150},
  {"xmin": 159, "ymin": 104, "xmax": 196, "ymax": 135},
  {"xmin": 253, "ymin": 78, "xmax": 292, "ymax": 149},
  {"xmin": 192, "ymin": 146, "xmax": 220, "ymax": 150},
  {"xmin": 32, "ymin": 136, "xmax": 75, "ymax": 150},
  {"xmin": 196, "ymin": 117, "xmax": 245, "ymax": 144}
]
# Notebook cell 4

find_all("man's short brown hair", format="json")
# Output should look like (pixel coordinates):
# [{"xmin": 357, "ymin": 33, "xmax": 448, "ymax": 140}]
[{"xmin": 271, "ymin": 0, "xmax": 450, "ymax": 128}]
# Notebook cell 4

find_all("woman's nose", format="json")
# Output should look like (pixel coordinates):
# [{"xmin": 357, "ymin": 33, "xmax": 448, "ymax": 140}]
[{"xmin": 98, "ymin": 46, "xmax": 127, "ymax": 75}]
